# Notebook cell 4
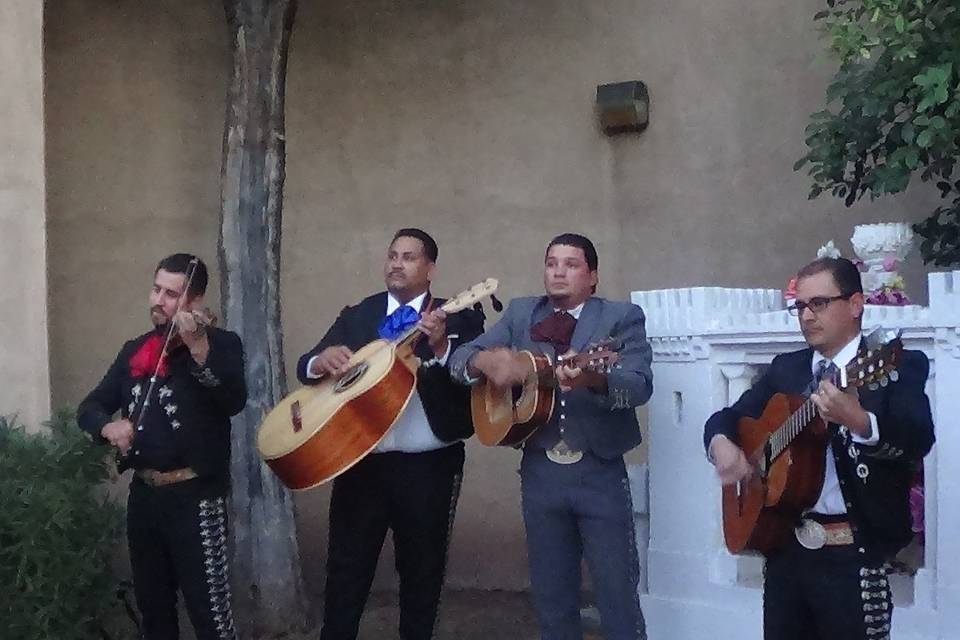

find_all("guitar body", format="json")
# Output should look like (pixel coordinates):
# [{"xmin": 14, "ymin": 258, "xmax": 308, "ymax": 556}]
[
  {"xmin": 472, "ymin": 351, "xmax": 555, "ymax": 447},
  {"xmin": 722, "ymin": 393, "xmax": 828, "ymax": 554},
  {"xmin": 257, "ymin": 340, "xmax": 418, "ymax": 490}
]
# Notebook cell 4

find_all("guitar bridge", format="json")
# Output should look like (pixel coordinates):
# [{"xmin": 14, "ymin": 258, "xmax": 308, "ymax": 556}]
[{"xmin": 291, "ymin": 400, "xmax": 303, "ymax": 433}]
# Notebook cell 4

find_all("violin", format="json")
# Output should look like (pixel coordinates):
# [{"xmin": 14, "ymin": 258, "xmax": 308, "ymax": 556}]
[
  {"xmin": 120, "ymin": 258, "xmax": 211, "ymax": 462},
  {"xmin": 167, "ymin": 307, "xmax": 218, "ymax": 351}
]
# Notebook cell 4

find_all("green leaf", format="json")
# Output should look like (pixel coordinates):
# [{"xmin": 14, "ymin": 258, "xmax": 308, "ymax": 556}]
[
  {"xmin": 917, "ymin": 129, "xmax": 934, "ymax": 148},
  {"xmin": 895, "ymin": 15, "xmax": 906, "ymax": 33}
]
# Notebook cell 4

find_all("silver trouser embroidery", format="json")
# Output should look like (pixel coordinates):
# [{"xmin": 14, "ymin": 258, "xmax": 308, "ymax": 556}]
[
  {"xmin": 198, "ymin": 497, "xmax": 236, "ymax": 640},
  {"xmin": 860, "ymin": 563, "xmax": 892, "ymax": 639}
]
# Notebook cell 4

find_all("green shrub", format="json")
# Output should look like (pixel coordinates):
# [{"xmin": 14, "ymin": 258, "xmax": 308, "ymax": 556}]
[{"xmin": 0, "ymin": 409, "xmax": 125, "ymax": 640}]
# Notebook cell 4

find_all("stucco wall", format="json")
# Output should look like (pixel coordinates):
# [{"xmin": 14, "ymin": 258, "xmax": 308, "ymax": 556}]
[
  {"xmin": 1, "ymin": 0, "xmax": 49, "ymax": 430},
  {"xmin": 45, "ymin": 0, "xmax": 941, "ymax": 593}
]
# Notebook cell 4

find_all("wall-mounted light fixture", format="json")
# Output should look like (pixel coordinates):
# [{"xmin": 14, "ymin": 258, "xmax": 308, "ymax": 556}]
[{"xmin": 596, "ymin": 80, "xmax": 649, "ymax": 135}]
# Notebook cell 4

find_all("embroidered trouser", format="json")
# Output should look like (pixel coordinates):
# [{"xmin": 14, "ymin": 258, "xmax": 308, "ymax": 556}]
[
  {"xmin": 520, "ymin": 450, "xmax": 646, "ymax": 640},
  {"xmin": 320, "ymin": 443, "xmax": 465, "ymax": 640},
  {"xmin": 764, "ymin": 536, "xmax": 892, "ymax": 640},
  {"xmin": 127, "ymin": 478, "xmax": 236, "ymax": 640}
]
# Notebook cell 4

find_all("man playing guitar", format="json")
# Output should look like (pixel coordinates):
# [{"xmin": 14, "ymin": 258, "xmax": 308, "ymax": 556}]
[
  {"xmin": 450, "ymin": 233, "xmax": 653, "ymax": 640},
  {"xmin": 295, "ymin": 228, "xmax": 483, "ymax": 640},
  {"xmin": 705, "ymin": 257, "xmax": 935, "ymax": 640}
]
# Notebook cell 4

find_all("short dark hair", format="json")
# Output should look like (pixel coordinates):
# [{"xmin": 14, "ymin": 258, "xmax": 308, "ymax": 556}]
[
  {"xmin": 545, "ymin": 233, "xmax": 598, "ymax": 271},
  {"xmin": 155, "ymin": 253, "xmax": 208, "ymax": 298},
  {"xmin": 392, "ymin": 228, "xmax": 438, "ymax": 263},
  {"xmin": 796, "ymin": 257, "xmax": 863, "ymax": 296}
]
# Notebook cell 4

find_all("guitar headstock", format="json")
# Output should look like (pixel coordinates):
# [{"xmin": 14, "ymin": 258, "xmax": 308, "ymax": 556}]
[
  {"xmin": 440, "ymin": 278, "xmax": 499, "ymax": 314},
  {"xmin": 846, "ymin": 329, "xmax": 904, "ymax": 391},
  {"xmin": 560, "ymin": 338, "xmax": 621, "ymax": 373}
]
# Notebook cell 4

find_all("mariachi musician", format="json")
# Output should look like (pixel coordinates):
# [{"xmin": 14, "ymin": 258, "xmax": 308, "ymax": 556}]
[
  {"xmin": 78, "ymin": 253, "xmax": 247, "ymax": 640},
  {"xmin": 704, "ymin": 257, "xmax": 934, "ymax": 640},
  {"xmin": 295, "ymin": 228, "xmax": 483, "ymax": 640}
]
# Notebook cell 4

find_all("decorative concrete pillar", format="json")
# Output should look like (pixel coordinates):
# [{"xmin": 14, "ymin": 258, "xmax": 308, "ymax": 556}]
[{"xmin": 0, "ymin": 1, "xmax": 49, "ymax": 429}]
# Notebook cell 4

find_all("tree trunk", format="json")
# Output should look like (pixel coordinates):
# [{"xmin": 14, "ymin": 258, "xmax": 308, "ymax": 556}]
[{"xmin": 218, "ymin": 0, "xmax": 307, "ymax": 636}]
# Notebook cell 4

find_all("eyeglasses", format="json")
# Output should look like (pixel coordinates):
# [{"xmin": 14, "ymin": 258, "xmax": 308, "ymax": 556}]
[{"xmin": 787, "ymin": 294, "xmax": 852, "ymax": 316}]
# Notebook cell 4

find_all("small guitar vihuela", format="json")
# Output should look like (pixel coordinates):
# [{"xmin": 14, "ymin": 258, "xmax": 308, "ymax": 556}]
[
  {"xmin": 257, "ymin": 279, "xmax": 499, "ymax": 491},
  {"xmin": 471, "ymin": 340, "xmax": 620, "ymax": 448},
  {"xmin": 722, "ymin": 329, "xmax": 903, "ymax": 555}
]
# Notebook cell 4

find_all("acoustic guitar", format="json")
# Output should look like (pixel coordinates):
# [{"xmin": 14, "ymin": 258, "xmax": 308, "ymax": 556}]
[
  {"xmin": 722, "ymin": 330, "xmax": 903, "ymax": 555},
  {"xmin": 257, "ymin": 279, "xmax": 499, "ymax": 490},
  {"xmin": 471, "ymin": 341, "xmax": 619, "ymax": 447}
]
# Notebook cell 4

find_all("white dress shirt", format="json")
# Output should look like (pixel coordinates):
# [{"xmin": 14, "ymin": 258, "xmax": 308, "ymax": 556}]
[
  {"xmin": 809, "ymin": 334, "xmax": 880, "ymax": 515},
  {"xmin": 306, "ymin": 291, "xmax": 452, "ymax": 453}
]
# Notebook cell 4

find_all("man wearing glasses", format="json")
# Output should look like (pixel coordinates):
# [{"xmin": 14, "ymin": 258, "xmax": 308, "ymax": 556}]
[{"xmin": 703, "ymin": 257, "xmax": 934, "ymax": 640}]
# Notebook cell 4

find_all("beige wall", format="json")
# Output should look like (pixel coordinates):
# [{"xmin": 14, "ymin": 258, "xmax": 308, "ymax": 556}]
[
  {"xmin": 1, "ymin": 0, "xmax": 49, "ymax": 430},
  {"xmin": 45, "ymin": 0, "xmax": 941, "ymax": 593}
]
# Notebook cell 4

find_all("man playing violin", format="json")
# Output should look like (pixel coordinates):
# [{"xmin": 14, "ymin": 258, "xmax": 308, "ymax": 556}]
[
  {"xmin": 704, "ymin": 257, "xmax": 935, "ymax": 640},
  {"xmin": 449, "ymin": 233, "xmax": 653, "ymax": 640},
  {"xmin": 79, "ymin": 253, "xmax": 247, "ymax": 640},
  {"xmin": 295, "ymin": 228, "xmax": 483, "ymax": 640}
]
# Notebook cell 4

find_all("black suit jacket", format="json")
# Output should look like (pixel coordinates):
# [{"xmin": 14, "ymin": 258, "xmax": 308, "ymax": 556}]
[
  {"xmin": 296, "ymin": 292, "xmax": 484, "ymax": 442},
  {"xmin": 703, "ymin": 345, "xmax": 935, "ymax": 557},
  {"xmin": 78, "ymin": 327, "xmax": 247, "ymax": 490}
]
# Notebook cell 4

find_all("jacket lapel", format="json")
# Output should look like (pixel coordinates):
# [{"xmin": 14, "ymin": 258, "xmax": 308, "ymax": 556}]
[{"xmin": 569, "ymin": 297, "xmax": 601, "ymax": 353}]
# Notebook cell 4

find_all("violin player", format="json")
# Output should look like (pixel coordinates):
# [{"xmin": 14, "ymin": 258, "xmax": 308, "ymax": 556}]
[{"xmin": 78, "ymin": 253, "xmax": 247, "ymax": 640}]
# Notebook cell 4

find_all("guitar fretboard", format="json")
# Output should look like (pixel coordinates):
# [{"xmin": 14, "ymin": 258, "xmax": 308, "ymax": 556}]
[{"xmin": 768, "ymin": 397, "xmax": 819, "ymax": 461}]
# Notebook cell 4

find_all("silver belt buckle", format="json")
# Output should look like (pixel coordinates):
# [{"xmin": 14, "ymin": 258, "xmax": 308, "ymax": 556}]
[
  {"xmin": 546, "ymin": 440, "xmax": 583, "ymax": 465},
  {"xmin": 795, "ymin": 518, "xmax": 827, "ymax": 550}
]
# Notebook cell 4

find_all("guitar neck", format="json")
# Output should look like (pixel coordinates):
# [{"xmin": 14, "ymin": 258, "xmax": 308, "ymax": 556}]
[{"xmin": 768, "ymin": 397, "xmax": 819, "ymax": 461}]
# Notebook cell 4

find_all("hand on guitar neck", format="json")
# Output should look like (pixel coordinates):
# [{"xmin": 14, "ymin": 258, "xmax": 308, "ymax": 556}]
[
  {"xmin": 555, "ymin": 352, "xmax": 608, "ymax": 393},
  {"xmin": 810, "ymin": 380, "xmax": 872, "ymax": 437}
]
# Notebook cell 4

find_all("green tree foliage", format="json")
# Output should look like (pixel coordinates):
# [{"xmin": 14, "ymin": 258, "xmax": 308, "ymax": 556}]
[
  {"xmin": 0, "ymin": 410, "xmax": 124, "ymax": 640},
  {"xmin": 796, "ymin": 0, "xmax": 960, "ymax": 266}
]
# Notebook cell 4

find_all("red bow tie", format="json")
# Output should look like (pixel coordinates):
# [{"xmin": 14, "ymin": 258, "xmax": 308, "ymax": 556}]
[{"xmin": 530, "ymin": 311, "xmax": 577, "ymax": 354}]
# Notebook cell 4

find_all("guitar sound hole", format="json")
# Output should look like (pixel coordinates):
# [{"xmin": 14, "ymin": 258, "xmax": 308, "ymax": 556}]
[{"xmin": 334, "ymin": 362, "xmax": 369, "ymax": 393}]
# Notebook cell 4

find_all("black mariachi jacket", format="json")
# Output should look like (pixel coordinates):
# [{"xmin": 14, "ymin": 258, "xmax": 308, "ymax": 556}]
[
  {"xmin": 78, "ymin": 327, "xmax": 247, "ymax": 489},
  {"xmin": 703, "ymin": 345, "xmax": 935, "ymax": 558},
  {"xmin": 295, "ymin": 292, "xmax": 484, "ymax": 443}
]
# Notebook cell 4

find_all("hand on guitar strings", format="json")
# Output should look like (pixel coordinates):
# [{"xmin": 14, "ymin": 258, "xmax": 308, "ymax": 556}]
[
  {"xmin": 470, "ymin": 348, "xmax": 534, "ymax": 388},
  {"xmin": 417, "ymin": 309, "xmax": 450, "ymax": 359},
  {"xmin": 101, "ymin": 418, "xmax": 135, "ymax": 454},
  {"xmin": 709, "ymin": 435, "xmax": 753, "ymax": 486},
  {"xmin": 810, "ymin": 380, "xmax": 871, "ymax": 437},
  {"xmin": 311, "ymin": 346, "xmax": 355, "ymax": 379}
]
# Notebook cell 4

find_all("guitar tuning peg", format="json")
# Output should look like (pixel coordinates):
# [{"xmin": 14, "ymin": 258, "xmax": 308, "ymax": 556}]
[
  {"xmin": 879, "ymin": 377, "xmax": 888, "ymax": 388},
  {"xmin": 868, "ymin": 382, "xmax": 879, "ymax": 392},
  {"xmin": 889, "ymin": 370, "xmax": 899, "ymax": 383}
]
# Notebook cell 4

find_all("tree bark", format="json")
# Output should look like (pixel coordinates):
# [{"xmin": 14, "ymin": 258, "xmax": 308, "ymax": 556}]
[{"xmin": 218, "ymin": 0, "xmax": 307, "ymax": 636}]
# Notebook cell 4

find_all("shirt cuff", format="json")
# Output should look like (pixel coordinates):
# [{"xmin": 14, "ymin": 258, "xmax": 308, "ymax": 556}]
[
  {"xmin": 306, "ymin": 355, "xmax": 324, "ymax": 379},
  {"xmin": 422, "ymin": 337, "xmax": 453, "ymax": 367},
  {"xmin": 850, "ymin": 412, "xmax": 880, "ymax": 445}
]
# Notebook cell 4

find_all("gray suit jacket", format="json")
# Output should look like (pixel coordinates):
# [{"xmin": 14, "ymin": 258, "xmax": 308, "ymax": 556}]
[{"xmin": 448, "ymin": 296, "xmax": 653, "ymax": 459}]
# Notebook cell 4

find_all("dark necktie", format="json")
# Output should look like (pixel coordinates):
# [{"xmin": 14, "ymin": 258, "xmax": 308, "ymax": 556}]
[
  {"xmin": 530, "ymin": 311, "xmax": 578, "ymax": 355},
  {"xmin": 807, "ymin": 359, "xmax": 839, "ymax": 396}
]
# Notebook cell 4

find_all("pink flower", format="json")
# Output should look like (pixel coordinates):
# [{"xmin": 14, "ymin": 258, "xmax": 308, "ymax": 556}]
[
  {"xmin": 882, "ymin": 256, "xmax": 899, "ymax": 272},
  {"xmin": 784, "ymin": 277, "xmax": 797, "ymax": 301}
]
